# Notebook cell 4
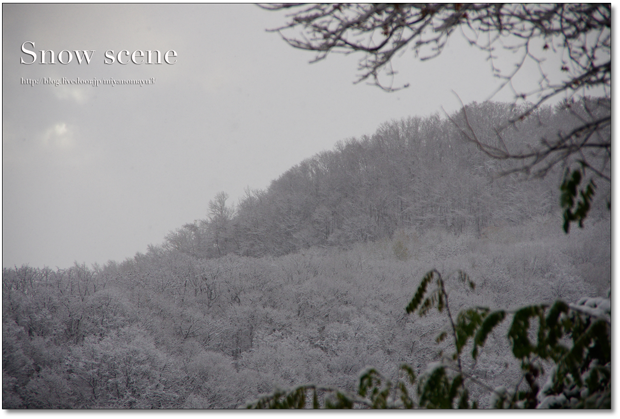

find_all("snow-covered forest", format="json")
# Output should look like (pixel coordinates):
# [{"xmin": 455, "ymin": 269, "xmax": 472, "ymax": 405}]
[{"xmin": 3, "ymin": 99, "xmax": 610, "ymax": 408}]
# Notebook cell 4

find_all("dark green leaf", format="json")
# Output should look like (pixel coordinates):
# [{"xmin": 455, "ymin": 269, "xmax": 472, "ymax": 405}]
[
  {"xmin": 406, "ymin": 270, "xmax": 435, "ymax": 314},
  {"xmin": 472, "ymin": 310, "xmax": 505, "ymax": 359}
]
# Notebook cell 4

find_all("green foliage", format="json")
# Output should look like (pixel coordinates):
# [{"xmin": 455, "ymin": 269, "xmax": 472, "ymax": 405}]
[
  {"xmin": 544, "ymin": 300, "xmax": 571, "ymax": 352},
  {"xmin": 417, "ymin": 366, "xmax": 472, "ymax": 409},
  {"xmin": 455, "ymin": 307, "xmax": 490, "ymax": 357},
  {"xmin": 248, "ymin": 386, "xmax": 310, "ymax": 409},
  {"xmin": 457, "ymin": 270, "xmax": 476, "ymax": 290},
  {"xmin": 417, "ymin": 365, "xmax": 451, "ymax": 408},
  {"xmin": 472, "ymin": 310, "xmax": 505, "ymax": 359},
  {"xmin": 560, "ymin": 165, "xmax": 597, "ymax": 233},
  {"xmin": 358, "ymin": 368, "xmax": 390, "ymax": 408},
  {"xmin": 405, "ymin": 270, "xmax": 435, "ymax": 314},
  {"xmin": 247, "ymin": 364, "xmax": 418, "ymax": 409},
  {"xmin": 248, "ymin": 269, "xmax": 611, "ymax": 409},
  {"xmin": 507, "ymin": 305, "xmax": 547, "ymax": 360}
]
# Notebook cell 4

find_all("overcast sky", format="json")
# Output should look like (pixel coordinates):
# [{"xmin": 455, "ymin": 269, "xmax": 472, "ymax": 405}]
[{"xmin": 3, "ymin": 3, "xmax": 575, "ymax": 269}]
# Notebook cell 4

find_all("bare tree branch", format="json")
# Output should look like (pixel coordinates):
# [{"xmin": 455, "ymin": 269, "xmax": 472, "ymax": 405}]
[{"xmin": 262, "ymin": 4, "xmax": 610, "ymax": 186}]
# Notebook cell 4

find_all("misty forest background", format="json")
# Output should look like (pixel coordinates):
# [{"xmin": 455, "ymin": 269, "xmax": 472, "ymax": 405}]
[{"xmin": 3, "ymin": 99, "xmax": 611, "ymax": 408}]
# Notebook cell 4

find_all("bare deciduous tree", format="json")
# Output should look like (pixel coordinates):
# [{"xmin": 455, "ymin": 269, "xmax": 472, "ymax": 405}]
[{"xmin": 262, "ymin": 3, "xmax": 610, "ymax": 229}]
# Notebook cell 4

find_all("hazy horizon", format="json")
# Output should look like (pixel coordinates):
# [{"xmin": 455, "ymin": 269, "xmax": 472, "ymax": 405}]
[{"xmin": 3, "ymin": 4, "xmax": 572, "ymax": 269}]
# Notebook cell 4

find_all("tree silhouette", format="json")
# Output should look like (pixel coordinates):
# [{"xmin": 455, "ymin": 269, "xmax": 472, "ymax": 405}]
[{"xmin": 262, "ymin": 3, "xmax": 610, "ymax": 231}]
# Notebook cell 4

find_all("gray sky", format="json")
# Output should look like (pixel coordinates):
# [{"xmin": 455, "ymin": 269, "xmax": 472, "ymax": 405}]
[{"xmin": 3, "ymin": 4, "xmax": 570, "ymax": 269}]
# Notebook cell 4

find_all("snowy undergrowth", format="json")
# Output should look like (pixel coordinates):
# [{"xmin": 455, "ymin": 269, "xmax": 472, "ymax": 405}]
[
  {"xmin": 2, "ymin": 213, "xmax": 609, "ymax": 408},
  {"xmin": 339, "ymin": 213, "xmax": 608, "ymax": 407}
]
